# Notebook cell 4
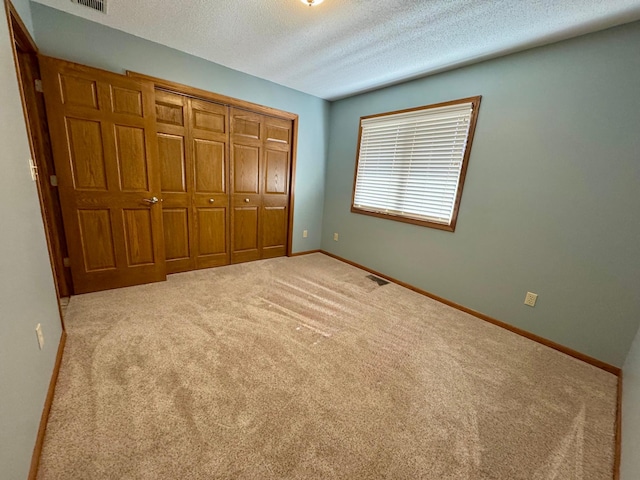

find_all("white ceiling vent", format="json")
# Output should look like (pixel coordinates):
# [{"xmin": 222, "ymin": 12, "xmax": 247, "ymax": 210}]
[{"xmin": 71, "ymin": 0, "xmax": 106, "ymax": 14}]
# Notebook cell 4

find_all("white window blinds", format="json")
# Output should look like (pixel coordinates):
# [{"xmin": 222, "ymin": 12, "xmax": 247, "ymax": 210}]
[{"xmin": 353, "ymin": 100, "xmax": 476, "ymax": 227}]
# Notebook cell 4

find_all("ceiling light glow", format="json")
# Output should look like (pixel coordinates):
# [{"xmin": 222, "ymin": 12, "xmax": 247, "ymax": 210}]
[{"xmin": 300, "ymin": 0, "xmax": 325, "ymax": 6}]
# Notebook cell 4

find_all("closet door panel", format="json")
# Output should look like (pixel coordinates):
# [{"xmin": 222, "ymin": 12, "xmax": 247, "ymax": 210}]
[
  {"xmin": 232, "ymin": 205, "xmax": 260, "ymax": 263},
  {"xmin": 194, "ymin": 139, "xmax": 226, "ymax": 194},
  {"xmin": 154, "ymin": 91, "xmax": 194, "ymax": 273},
  {"xmin": 195, "ymin": 206, "xmax": 227, "ymax": 268},
  {"xmin": 162, "ymin": 208, "xmax": 190, "ymax": 262},
  {"xmin": 155, "ymin": 100, "xmax": 184, "ymax": 126},
  {"xmin": 265, "ymin": 149, "xmax": 288, "ymax": 194},
  {"xmin": 155, "ymin": 93, "xmax": 292, "ymax": 271},
  {"xmin": 262, "ymin": 205, "xmax": 287, "ymax": 259},
  {"xmin": 261, "ymin": 116, "xmax": 291, "ymax": 259},
  {"xmin": 158, "ymin": 133, "xmax": 186, "ymax": 193},
  {"xmin": 192, "ymin": 99, "xmax": 226, "ymax": 134},
  {"xmin": 234, "ymin": 115, "xmax": 261, "ymax": 140},
  {"xmin": 230, "ymin": 109, "xmax": 263, "ymax": 263},
  {"xmin": 229, "ymin": 109, "xmax": 292, "ymax": 263},
  {"xmin": 232, "ymin": 144, "xmax": 260, "ymax": 194},
  {"xmin": 190, "ymin": 99, "xmax": 230, "ymax": 268},
  {"xmin": 265, "ymin": 123, "xmax": 290, "ymax": 146},
  {"xmin": 197, "ymin": 208, "xmax": 226, "ymax": 255}
]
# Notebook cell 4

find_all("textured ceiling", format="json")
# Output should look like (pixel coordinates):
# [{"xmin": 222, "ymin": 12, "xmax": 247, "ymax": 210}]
[{"xmin": 32, "ymin": 0, "xmax": 640, "ymax": 100}]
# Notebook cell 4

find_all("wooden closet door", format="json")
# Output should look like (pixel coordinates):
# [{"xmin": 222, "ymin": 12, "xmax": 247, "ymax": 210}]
[
  {"xmin": 230, "ymin": 108, "xmax": 291, "ymax": 264},
  {"xmin": 154, "ymin": 92, "xmax": 230, "ymax": 272},
  {"xmin": 230, "ymin": 109, "xmax": 262, "ymax": 263},
  {"xmin": 262, "ymin": 116, "xmax": 292, "ymax": 259},
  {"xmin": 39, "ymin": 56, "xmax": 165, "ymax": 293},
  {"xmin": 154, "ymin": 90, "xmax": 193, "ymax": 274},
  {"xmin": 190, "ymin": 99, "xmax": 230, "ymax": 268}
]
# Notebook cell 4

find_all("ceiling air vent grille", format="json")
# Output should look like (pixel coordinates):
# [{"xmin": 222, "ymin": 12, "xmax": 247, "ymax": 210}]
[{"xmin": 71, "ymin": 0, "xmax": 107, "ymax": 14}]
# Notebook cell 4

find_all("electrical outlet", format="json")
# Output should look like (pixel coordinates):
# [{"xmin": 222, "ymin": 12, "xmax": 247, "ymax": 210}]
[
  {"xmin": 524, "ymin": 292, "xmax": 538, "ymax": 307},
  {"xmin": 35, "ymin": 323, "xmax": 44, "ymax": 350},
  {"xmin": 333, "ymin": 232, "xmax": 339, "ymax": 241},
  {"xmin": 303, "ymin": 230, "xmax": 308, "ymax": 238}
]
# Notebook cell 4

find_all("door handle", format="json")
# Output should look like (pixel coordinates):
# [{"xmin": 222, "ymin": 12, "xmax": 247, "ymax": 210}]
[
  {"xmin": 209, "ymin": 198, "xmax": 215, "ymax": 204},
  {"xmin": 143, "ymin": 196, "xmax": 159, "ymax": 205},
  {"xmin": 244, "ymin": 198, "xmax": 250, "ymax": 203}
]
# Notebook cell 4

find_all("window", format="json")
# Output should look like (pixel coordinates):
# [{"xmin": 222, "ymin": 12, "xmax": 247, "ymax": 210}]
[{"xmin": 351, "ymin": 96, "xmax": 481, "ymax": 232}]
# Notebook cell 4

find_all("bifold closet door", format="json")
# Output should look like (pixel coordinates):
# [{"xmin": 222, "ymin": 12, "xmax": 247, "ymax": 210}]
[
  {"xmin": 190, "ymin": 98, "xmax": 230, "ymax": 269},
  {"xmin": 40, "ymin": 56, "xmax": 166, "ymax": 293},
  {"xmin": 230, "ymin": 108, "xmax": 292, "ymax": 264},
  {"xmin": 154, "ymin": 90, "xmax": 230, "ymax": 273},
  {"xmin": 154, "ymin": 91, "xmax": 193, "ymax": 273}
]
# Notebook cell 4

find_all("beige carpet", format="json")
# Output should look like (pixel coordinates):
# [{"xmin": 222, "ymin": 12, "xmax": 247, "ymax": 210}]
[{"xmin": 38, "ymin": 253, "xmax": 618, "ymax": 479}]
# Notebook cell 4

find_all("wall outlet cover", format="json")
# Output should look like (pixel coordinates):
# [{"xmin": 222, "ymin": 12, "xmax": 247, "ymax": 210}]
[{"xmin": 524, "ymin": 292, "xmax": 538, "ymax": 307}]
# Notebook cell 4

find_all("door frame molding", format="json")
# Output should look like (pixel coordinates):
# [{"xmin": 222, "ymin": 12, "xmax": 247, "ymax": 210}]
[
  {"xmin": 4, "ymin": 0, "xmax": 35, "ymax": 50},
  {"xmin": 126, "ymin": 71, "xmax": 299, "ymax": 257},
  {"xmin": 4, "ymin": 0, "xmax": 71, "ymax": 301}
]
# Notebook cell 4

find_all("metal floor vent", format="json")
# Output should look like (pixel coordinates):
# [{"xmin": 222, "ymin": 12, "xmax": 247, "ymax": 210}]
[
  {"xmin": 72, "ymin": 0, "xmax": 107, "ymax": 14},
  {"xmin": 366, "ymin": 274, "xmax": 389, "ymax": 286}
]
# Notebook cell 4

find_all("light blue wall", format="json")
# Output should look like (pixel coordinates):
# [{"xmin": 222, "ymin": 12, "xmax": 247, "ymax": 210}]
[
  {"xmin": 322, "ymin": 22, "xmax": 640, "ymax": 367},
  {"xmin": 622, "ymin": 325, "xmax": 640, "ymax": 479},
  {"xmin": 0, "ymin": 1, "xmax": 63, "ymax": 478},
  {"xmin": 31, "ymin": 2, "xmax": 329, "ymax": 253}
]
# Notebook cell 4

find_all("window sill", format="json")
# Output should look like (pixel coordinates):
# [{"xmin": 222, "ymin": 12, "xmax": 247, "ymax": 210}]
[{"xmin": 350, "ymin": 206, "xmax": 456, "ymax": 232}]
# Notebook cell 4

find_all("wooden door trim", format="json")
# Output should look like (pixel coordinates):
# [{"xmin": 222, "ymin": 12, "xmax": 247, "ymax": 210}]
[
  {"xmin": 4, "ymin": 2, "xmax": 72, "ymax": 303},
  {"xmin": 129, "ymin": 72, "xmax": 299, "ymax": 258},
  {"xmin": 286, "ymin": 118, "xmax": 298, "ymax": 256},
  {"xmin": 126, "ymin": 71, "xmax": 298, "ymax": 120},
  {"xmin": 4, "ymin": 0, "xmax": 36, "ymax": 52}
]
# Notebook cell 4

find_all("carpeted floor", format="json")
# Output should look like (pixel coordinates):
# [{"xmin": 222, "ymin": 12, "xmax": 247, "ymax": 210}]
[{"xmin": 38, "ymin": 253, "xmax": 618, "ymax": 479}]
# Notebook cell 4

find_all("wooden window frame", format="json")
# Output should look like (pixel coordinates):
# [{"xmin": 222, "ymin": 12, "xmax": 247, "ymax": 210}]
[{"xmin": 350, "ymin": 96, "xmax": 481, "ymax": 232}]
